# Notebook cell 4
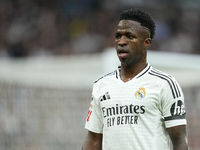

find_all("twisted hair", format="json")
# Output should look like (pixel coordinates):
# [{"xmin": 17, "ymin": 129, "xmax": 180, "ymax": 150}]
[{"xmin": 119, "ymin": 8, "xmax": 156, "ymax": 39}]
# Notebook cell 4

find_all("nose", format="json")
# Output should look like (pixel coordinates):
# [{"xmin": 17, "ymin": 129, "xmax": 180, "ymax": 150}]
[{"xmin": 118, "ymin": 36, "xmax": 127, "ymax": 46}]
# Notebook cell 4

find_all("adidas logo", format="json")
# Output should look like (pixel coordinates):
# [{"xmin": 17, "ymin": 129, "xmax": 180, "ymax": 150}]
[{"xmin": 100, "ymin": 92, "xmax": 111, "ymax": 101}]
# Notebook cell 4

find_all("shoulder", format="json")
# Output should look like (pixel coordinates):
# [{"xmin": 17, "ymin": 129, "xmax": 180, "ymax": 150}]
[
  {"xmin": 148, "ymin": 67, "xmax": 174, "ymax": 81},
  {"xmin": 148, "ymin": 67, "xmax": 182, "ymax": 99},
  {"xmin": 94, "ymin": 70, "xmax": 117, "ymax": 84},
  {"xmin": 148, "ymin": 67, "xmax": 179, "ymax": 86},
  {"xmin": 91, "ymin": 70, "xmax": 117, "ymax": 97}
]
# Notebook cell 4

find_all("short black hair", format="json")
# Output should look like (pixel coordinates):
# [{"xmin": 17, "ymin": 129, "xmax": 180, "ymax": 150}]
[{"xmin": 119, "ymin": 8, "xmax": 156, "ymax": 39}]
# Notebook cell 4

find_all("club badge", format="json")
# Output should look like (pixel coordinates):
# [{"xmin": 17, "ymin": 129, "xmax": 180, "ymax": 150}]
[{"xmin": 135, "ymin": 87, "xmax": 146, "ymax": 99}]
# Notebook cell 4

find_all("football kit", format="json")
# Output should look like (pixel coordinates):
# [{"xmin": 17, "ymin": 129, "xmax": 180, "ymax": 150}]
[{"xmin": 85, "ymin": 64, "xmax": 186, "ymax": 150}]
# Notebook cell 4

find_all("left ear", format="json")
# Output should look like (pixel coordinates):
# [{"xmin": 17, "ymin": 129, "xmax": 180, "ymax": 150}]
[{"xmin": 144, "ymin": 38, "xmax": 151, "ymax": 50}]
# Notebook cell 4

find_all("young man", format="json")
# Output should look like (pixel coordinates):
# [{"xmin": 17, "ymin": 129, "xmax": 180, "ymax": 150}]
[{"xmin": 82, "ymin": 8, "xmax": 188, "ymax": 150}]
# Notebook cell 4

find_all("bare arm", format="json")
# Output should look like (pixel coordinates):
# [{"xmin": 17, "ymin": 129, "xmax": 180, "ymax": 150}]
[
  {"xmin": 82, "ymin": 131, "xmax": 103, "ymax": 150},
  {"xmin": 167, "ymin": 125, "xmax": 188, "ymax": 150}
]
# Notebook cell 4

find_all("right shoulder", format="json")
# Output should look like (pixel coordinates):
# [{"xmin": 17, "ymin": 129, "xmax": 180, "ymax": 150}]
[
  {"xmin": 94, "ymin": 70, "xmax": 117, "ymax": 84},
  {"xmin": 92, "ymin": 69, "xmax": 119, "ymax": 96}
]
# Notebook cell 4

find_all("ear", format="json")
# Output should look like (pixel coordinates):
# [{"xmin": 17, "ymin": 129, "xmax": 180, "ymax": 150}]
[{"xmin": 144, "ymin": 38, "xmax": 151, "ymax": 50}]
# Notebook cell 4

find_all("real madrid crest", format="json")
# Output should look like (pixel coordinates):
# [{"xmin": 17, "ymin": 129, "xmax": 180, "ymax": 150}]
[{"xmin": 135, "ymin": 87, "xmax": 146, "ymax": 99}]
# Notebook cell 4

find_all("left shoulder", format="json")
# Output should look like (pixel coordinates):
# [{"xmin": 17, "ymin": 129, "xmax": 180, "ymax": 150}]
[
  {"xmin": 148, "ymin": 67, "xmax": 178, "ymax": 84},
  {"xmin": 148, "ymin": 67, "xmax": 183, "ymax": 99}
]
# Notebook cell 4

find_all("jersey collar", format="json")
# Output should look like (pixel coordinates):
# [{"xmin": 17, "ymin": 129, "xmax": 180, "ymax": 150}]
[{"xmin": 116, "ymin": 63, "xmax": 151, "ymax": 80}]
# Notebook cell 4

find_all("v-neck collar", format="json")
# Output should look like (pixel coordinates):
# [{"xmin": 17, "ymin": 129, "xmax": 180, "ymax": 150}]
[{"xmin": 116, "ymin": 64, "xmax": 151, "ymax": 83}]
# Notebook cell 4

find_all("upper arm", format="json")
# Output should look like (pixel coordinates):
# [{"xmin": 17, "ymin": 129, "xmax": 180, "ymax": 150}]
[
  {"xmin": 167, "ymin": 125, "xmax": 188, "ymax": 150},
  {"xmin": 82, "ymin": 130, "xmax": 103, "ymax": 150}
]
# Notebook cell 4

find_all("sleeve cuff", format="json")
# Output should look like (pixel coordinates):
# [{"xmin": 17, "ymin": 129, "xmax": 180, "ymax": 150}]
[{"xmin": 165, "ymin": 119, "xmax": 187, "ymax": 128}]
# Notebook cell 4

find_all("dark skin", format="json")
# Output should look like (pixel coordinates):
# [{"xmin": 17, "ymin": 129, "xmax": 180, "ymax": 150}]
[
  {"xmin": 115, "ymin": 20, "xmax": 151, "ymax": 82},
  {"xmin": 168, "ymin": 125, "xmax": 188, "ymax": 150},
  {"xmin": 82, "ymin": 20, "xmax": 188, "ymax": 150},
  {"xmin": 81, "ymin": 131, "xmax": 102, "ymax": 150}
]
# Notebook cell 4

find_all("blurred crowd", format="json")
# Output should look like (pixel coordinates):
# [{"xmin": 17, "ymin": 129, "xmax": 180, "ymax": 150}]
[{"xmin": 0, "ymin": 0, "xmax": 200, "ymax": 58}]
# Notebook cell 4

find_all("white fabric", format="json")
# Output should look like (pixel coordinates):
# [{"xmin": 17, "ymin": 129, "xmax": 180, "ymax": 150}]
[{"xmin": 85, "ymin": 64, "xmax": 186, "ymax": 150}]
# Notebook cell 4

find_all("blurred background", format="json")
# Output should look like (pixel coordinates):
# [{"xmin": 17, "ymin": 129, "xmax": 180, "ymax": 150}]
[{"xmin": 0, "ymin": 0, "xmax": 200, "ymax": 149}]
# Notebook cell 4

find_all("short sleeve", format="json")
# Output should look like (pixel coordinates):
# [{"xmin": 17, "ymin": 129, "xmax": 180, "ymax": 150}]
[
  {"xmin": 161, "ymin": 79, "xmax": 187, "ymax": 128},
  {"xmin": 85, "ymin": 86, "xmax": 103, "ymax": 133}
]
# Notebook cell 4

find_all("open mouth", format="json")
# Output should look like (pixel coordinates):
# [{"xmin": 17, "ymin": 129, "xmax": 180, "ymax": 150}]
[{"xmin": 118, "ymin": 49, "xmax": 128, "ymax": 58}]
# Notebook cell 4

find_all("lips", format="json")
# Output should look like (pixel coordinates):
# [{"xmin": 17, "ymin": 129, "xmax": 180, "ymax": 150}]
[{"xmin": 117, "ymin": 49, "xmax": 128, "ymax": 58}]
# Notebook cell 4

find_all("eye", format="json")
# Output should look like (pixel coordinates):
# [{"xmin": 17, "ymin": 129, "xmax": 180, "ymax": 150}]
[
  {"xmin": 127, "ymin": 35, "xmax": 135, "ymax": 39},
  {"xmin": 115, "ymin": 34, "xmax": 121, "ymax": 40}
]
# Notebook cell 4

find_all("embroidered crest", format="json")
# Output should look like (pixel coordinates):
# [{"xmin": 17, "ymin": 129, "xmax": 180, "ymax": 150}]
[{"xmin": 135, "ymin": 87, "xmax": 146, "ymax": 99}]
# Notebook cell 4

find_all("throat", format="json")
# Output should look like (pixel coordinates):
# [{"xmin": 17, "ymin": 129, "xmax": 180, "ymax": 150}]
[
  {"xmin": 119, "ymin": 63, "xmax": 147, "ymax": 82},
  {"xmin": 119, "ymin": 68, "xmax": 135, "ymax": 82},
  {"xmin": 121, "ymin": 76, "xmax": 134, "ymax": 83}
]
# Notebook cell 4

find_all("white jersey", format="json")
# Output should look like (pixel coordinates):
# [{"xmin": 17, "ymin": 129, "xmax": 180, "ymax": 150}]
[{"xmin": 85, "ymin": 64, "xmax": 186, "ymax": 150}]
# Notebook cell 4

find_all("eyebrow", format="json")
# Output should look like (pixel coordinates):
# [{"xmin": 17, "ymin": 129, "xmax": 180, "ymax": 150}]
[{"xmin": 115, "ymin": 30, "xmax": 134, "ymax": 35}]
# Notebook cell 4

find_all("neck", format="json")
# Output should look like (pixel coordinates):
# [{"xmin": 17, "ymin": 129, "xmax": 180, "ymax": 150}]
[{"xmin": 120, "ymin": 60, "xmax": 147, "ymax": 82}]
